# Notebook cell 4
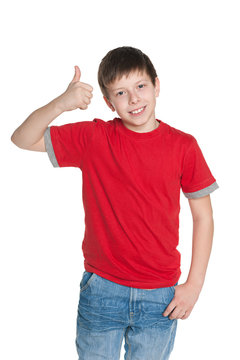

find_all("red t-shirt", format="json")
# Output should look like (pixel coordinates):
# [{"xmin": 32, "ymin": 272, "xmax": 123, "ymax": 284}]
[{"xmin": 44, "ymin": 118, "xmax": 219, "ymax": 288}]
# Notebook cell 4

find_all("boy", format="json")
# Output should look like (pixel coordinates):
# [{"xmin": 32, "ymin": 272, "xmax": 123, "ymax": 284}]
[{"xmin": 11, "ymin": 46, "xmax": 219, "ymax": 360}]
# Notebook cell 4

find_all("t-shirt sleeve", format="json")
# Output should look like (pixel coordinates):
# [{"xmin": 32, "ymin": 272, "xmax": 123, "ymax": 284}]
[
  {"xmin": 180, "ymin": 137, "xmax": 219, "ymax": 199},
  {"xmin": 44, "ymin": 120, "xmax": 96, "ymax": 169}
]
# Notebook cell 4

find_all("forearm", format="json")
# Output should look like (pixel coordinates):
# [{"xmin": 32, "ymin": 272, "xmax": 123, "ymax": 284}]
[
  {"xmin": 186, "ymin": 216, "xmax": 214, "ymax": 292},
  {"xmin": 11, "ymin": 95, "xmax": 63, "ymax": 148},
  {"xmin": 163, "ymin": 198, "xmax": 215, "ymax": 320}
]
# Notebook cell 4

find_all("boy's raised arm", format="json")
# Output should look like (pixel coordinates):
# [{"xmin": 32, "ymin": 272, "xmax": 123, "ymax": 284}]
[{"xmin": 10, "ymin": 66, "xmax": 93, "ymax": 152}]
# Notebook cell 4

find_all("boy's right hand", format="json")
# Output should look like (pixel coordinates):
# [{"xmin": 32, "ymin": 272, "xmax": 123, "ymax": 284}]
[{"xmin": 57, "ymin": 66, "xmax": 93, "ymax": 112}]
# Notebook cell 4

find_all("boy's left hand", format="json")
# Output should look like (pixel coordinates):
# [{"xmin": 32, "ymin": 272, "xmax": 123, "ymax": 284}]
[{"xmin": 163, "ymin": 282, "xmax": 201, "ymax": 320}]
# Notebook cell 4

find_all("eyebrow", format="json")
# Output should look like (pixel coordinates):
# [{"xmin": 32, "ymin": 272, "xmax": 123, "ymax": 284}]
[{"xmin": 110, "ymin": 79, "xmax": 150, "ymax": 92}]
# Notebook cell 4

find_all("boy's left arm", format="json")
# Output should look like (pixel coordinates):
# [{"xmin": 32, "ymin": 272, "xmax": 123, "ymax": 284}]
[{"xmin": 163, "ymin": 194, "xmax": 214, "ymax": 320}]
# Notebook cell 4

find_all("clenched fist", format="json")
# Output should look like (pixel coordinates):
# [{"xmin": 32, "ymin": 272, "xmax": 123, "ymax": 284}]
[{"xmin": 57, "ymin": 66, "xmax": 93, "ymax": 112}]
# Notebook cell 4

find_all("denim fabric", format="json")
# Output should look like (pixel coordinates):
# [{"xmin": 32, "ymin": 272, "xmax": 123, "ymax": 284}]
[{"xmin": 76, "ymin": 271, "xmax": 178, "ymax": 360}]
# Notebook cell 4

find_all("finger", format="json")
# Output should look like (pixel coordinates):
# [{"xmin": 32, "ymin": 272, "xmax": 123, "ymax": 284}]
[
  {"xmin": 79, "ymin": 103, "xmax": 88, "ymax": 110},
  {"xmin": 181, "ymin": 311, "xmax": 190, "ymax": 320},
  {"xmin": 71, "ymin": 65, "xmax": 81, "ymax": 83},
  {"xmin": 83, "ymin": 95, "xmax": 91, "ymax": 105},
  {"xmin": 79, "ymin": 89, "xmax": 93, "ymax": 101},
  {"xmin": 80, "ymin": 82, "xmax": 94, "ymax": 92},
  {"xmin": 170, "ymin": 308, "xmax": 185, "ymax": 320},
  {"xmin": 84, "ymin": 90, "xmax": 93, "ymax": 99},
  {"xmin": 163, "ymin": 301, "xmax": 176, "ymax": 317},
  {"xmin": 168, "ymin": 306, "xmax": 182, "ymax": 320}
]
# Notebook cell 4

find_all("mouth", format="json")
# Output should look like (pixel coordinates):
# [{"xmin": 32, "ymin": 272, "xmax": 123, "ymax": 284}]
[{"xmin": 129, "ymin": 105, "xmax": 146, "ymax": 116}]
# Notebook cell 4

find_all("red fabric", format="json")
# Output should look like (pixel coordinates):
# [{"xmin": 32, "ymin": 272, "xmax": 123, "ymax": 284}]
[{"xmin": 49, "ymin": 118, "xmax": 216, "ymax": 288}]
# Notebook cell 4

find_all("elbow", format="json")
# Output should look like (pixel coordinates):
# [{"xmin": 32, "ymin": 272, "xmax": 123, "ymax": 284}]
[
  {"xmin": 11, "ymin": 131, "xmax": 25, "ymax": 149},
  {"xmin": 193, "ymin": 213, "xmax": 214, "ymax": 224},
  {"xmin": 11, "ymin": 132, "xmax": 17, "ymax": 146},
  {"xmin": 11, "ymin": 132, "xmax": 19, "ymax": 147}
]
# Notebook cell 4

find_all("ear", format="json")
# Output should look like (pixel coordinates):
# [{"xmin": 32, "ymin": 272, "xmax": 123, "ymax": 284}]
[
  {"xmin": 154, "ymin": 77, "xmax": 160, "ymax": 97},
  {"xmin": 103, "ymin": 96, "xmax": 115, "ymax": 112}
]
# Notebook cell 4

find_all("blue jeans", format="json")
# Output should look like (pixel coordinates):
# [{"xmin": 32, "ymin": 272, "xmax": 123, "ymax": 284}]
[{"xmin": 76, "ymin": 271, "xmax": 178, "ymax": 360}]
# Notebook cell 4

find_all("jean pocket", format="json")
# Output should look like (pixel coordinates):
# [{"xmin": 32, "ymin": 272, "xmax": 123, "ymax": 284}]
[
  {"xmin": 80, "ymin": 271, "xmax": 96, "ymax": 293},
  {"xmin": 169, "ymin": 282, "xmax": 178, "ymax": 296}
]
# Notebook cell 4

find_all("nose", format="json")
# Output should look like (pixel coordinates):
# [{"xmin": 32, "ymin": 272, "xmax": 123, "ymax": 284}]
[{"xmin": 128, "ymin": 90, "xmax": 140, "ymax": 105}]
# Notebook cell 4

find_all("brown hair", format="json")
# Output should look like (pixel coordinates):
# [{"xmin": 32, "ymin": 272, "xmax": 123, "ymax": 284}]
[{"xmin": 98, "ymin": 46, "xmax": 158, "ymax": 99}]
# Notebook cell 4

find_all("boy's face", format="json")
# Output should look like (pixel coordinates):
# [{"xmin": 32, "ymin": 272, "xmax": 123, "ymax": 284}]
[{"xmin": 104, "ymin": 70, "xmax": 160, "ymax": 132}]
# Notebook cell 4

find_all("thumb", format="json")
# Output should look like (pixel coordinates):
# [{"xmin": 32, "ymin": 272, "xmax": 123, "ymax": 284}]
[{"xmin": 71, "ymin": 65, "xmax": 81, "ymax": 83}]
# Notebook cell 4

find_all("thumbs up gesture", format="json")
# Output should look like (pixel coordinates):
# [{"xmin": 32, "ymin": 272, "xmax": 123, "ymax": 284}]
[{"xmin": 57, "ymin": 66, "xmax": 93, "ymax": 112}]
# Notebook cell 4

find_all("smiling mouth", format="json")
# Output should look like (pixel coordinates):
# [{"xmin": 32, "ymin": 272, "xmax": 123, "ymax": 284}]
[{"xmin": 129, "ymin": 106, "xmax": 146, "ymax": 115}]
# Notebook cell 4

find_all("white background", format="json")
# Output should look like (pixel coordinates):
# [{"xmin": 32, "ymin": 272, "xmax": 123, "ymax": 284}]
[{"xmin": 1, "ymin": 0, "xmax": 239, "ymax": 359}]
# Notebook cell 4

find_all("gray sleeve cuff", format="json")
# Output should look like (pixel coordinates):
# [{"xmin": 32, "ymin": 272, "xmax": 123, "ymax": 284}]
[
  {"xmin": 44, "ymin": 127, "xmax": 59, "ymax": 167},
  {"xmin": 183, "ymin": 181, "xmax": 219, "ymax": 199}
]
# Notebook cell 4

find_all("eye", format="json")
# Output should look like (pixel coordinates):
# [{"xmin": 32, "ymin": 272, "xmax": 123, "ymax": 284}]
[{"xmin": 138, "ymin": 84, "xmax": 145, "ymax": 89}]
